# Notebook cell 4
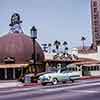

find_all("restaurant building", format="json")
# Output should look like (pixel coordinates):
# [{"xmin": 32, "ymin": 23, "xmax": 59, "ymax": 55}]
[{"xmin": 0, "ymin": 13, "xmax": 44, "ymax": 80}]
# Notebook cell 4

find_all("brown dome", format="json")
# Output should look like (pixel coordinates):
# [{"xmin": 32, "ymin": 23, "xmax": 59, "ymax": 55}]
[{"xmin": 0, "ymin": 33, "xmax": 44, "ymax": 64}]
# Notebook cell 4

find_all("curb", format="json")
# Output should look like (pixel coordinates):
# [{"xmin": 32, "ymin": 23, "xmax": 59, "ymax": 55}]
[
  {"xmin": 22, "ymin": 76, "xmax": 100, "ymax": 89},
  {"xmin": 0, "ymin": 76, "xmax": 100, "ymax": 89},
  {"xmin": 80, "ymin": 76, "xmax": 100, "ymax": 80},
  {"xmin": 23, "ymin": 83, "xmax": 41, "ymax": 87}
]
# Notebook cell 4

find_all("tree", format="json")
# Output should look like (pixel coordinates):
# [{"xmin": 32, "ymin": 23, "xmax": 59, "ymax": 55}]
[
  {"xmin": 81, "ymin": 36, "xmax": 86, "ymax": 49},
  {"xmin": 65, "ymin": 47, "xmax": 68, "ymax": 52},
  {"xmin": 48, "ymin": 43, "xmax": 52, "ymax": 53},
  {"xmin": 63, "ymin": 41, "xmax": 68, "ymax": 46},
  {"xmin": 54, "ymin": 40, "xmax": 61, "ymax": 53},
  {"xmin": 63, "ymin": 41, "xmax": 68, "ymax": 53},
  {"xmin": 41, "ymin": 43, "xmax": 48, "ymax": 52},
  {"xmin": 52, "ymin": 49, "xmax": 56, "ymax": 53}
]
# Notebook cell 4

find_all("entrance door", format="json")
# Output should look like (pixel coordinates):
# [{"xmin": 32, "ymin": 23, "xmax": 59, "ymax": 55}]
[{"xmin": 7, "ymin": 68, "xmax": 13, "ymax": 80}]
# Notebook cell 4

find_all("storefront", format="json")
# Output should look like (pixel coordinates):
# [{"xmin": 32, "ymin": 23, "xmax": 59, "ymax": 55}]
[
  {"xmin": 0, "ymin": 64, "xmax": 28, "ymax": 80},
  {"xmin": 0, "ymin": 13, "xmax": 45, "ymax": 80}
]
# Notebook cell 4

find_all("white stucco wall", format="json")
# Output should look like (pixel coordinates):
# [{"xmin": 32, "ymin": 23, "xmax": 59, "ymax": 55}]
[
  {"xmin": 71, "ymin": 46, "xmax": 100, "ymax": 61},
  {"xmin": 97, "ymin": 46, "xmax": 100, "ymax": 60},
  {"xmin": 90, "ymin": 71, "xmax": 100, "ymax": 76},
  {"xmin": 44, "ymin": 52, "xmax": 55, "ymax": 60},
  {"xmin": 78, "ymin": 53, "xmax": 98, "ymax": 60}
]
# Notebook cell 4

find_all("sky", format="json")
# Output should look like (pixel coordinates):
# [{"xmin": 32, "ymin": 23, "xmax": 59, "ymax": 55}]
[{"xmin": 0, "ymin": 0, "xmax": 91, "ymax": 50}]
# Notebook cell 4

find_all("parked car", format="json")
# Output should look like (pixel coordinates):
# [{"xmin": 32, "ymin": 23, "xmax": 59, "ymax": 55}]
[{"xmin": 38, "ymin": 68, "xmax": 80, "ymax": 85}]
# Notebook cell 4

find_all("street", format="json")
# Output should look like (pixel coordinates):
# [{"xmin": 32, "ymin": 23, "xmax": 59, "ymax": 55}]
[{"xmin": 0, "ymin": 79, "xmax": 100, "ymax": 100}]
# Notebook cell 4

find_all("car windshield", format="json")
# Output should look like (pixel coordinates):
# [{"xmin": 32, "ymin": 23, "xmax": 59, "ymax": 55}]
[
  {"xmin": 60, "ymin": 68, "xmax": 73, "ymax": 73},
  {"xmin": 47, "ymin": 68, "xmax": 58, "ymax": 73},
  {"xmin": 47, "ymin": 67, "xmax": 73, "ymax": 73}
]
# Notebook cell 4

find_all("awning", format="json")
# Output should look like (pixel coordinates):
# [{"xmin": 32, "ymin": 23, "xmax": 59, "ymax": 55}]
[
  {"xmin": 0, "ymin": 64, "xmax": 28, "ymax": 68},
  {"xmin": 73, "ymin": 60, "xmax": 100, "ymax": 65}
]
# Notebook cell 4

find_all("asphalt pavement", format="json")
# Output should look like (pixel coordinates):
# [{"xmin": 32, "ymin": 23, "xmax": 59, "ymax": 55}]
[{"xmin": 0, "ymin": 79, "xmax": 100, "ymax": 100}]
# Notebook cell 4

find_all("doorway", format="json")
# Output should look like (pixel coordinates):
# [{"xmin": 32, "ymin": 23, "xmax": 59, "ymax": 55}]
[{"xmin": 82, "ymin": 66, "xmax": 91, "ymax": 76}]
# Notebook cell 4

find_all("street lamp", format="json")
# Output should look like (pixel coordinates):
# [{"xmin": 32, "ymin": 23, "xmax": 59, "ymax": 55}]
[{"xmin": 30, "ymin": 26, "xmax": 37, "ymax": 76}]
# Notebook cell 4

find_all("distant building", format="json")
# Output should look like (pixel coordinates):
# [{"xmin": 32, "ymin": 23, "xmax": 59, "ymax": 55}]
[
  {"xmin": 71, "ymin": 46, "xmax": 100, "ymax": 77},
  {"xmin": 91, "ymin": 0, "xmax": 100, "ymax": 47},
  {"xmin": 66, "ymin": 0, "xmax": 100, "ymax": 77}
]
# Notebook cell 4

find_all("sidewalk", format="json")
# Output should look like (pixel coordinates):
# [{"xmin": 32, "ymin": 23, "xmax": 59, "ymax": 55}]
[
  {"xmin": 0, "ymin": 76, "xmax": 100, "ymax": 89},
  {"xmin": 0, "ymin": 80, "xmax": 23, "ymax": 89},
  {"xmin": 80, "ymin": 76, "xmax": 100, "ymax": 80}
]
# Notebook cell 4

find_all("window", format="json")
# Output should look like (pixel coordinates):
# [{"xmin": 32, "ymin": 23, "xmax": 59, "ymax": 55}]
[
  {"xmin": 94, "ymin": 27, "xmax": 98, "ymax": 32},
  {"xmin": 78, "ymin": 68, "xmax": 81, "ymax": 71},
  {"xmin": 94, "ymin": 20, "xmax": 98, "ymax": 24},
  {"xmin": 94, "ymin": 14, "xmax": 99, "ymax": 19},
  {"xmin": 94, "ymin": 21, "xmax": 98, "ymax": 26},
  {"xmin": 68, "ymin": 68, "xmax": 72, "ymax": 71},
  {"xmin": 96, "ymin": 41, "xmax": 100, "ymax": 45},
  {"xmin": 93, "ymin": 66, "xmax": 96, "ymax": 70},
  {"xmin": 72, "ymin": 68, "xmax": 74, "ymax": 71},
  {"xmin": 94, "ymin": 8, "xmax": 97, "ymax": 13},
  {"xmin": 95, "ymin": 33, "xmax": 100, "ymax": 39},
  {"xmin": 94, "ymin": 16, "xmax": 97, "ymax": 19},
  {"xmin": 75, "ymin": 67, "xmax": 77, "ymax": 71},
  {"xmin": 91, "ymin": 66, "xmax": 94, "ymax": 71},
  {"xmin": 93, "ymin": 1, "xmax": 97, "ymax": 7},
  {"xmin": 96, "ymin": 66, "xmax": 99, "ymax": 70},
  {"xmin": 87, "ymin": 67, "xmax": 90, "ymax": 71}
]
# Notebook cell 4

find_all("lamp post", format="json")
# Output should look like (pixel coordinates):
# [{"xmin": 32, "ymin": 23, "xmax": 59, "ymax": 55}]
[{"xmin": 30, "ymin": 26, "xmax": 37, "ymax": 76}]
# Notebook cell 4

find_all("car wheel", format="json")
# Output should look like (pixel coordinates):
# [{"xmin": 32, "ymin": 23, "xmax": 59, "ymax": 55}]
[
  {"xmin": 70, "ymin": 79, "xmax": 74, "ymax": 83},
  {"xmin": 52, "ymin": 78, "xmax": 58, "ymax": 85},
  {"xmin": 41, "ymin": 83, "xmax": 47, "ymax": 86},
  {"xmin": 62, "ymin": 81, "xmax": 67, "ymax": 84}
]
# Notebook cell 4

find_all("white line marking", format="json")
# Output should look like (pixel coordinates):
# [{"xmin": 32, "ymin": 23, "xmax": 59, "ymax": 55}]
[{"xmin": 71, "ymin": 90, "xmax": 99, "ymax": 93}]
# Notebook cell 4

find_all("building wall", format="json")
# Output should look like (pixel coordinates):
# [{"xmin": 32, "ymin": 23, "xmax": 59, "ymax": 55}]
[
  {"xmin": 90, "ymin": 71, "xmax": 100, "ymax": 76},
  {"xmin": 72, "ymin": 46, "xmax": 100, "ymax": 61},
  {"xmin": 78, "ymin": 53, "xmax": 98, "ymax": 60},
  {"xmin": 44, "ymin": 52, "xmax": 55, "ymax": 60},
  {"xmin": 91, "ymin": 0, "xmax": 100, "ymax": 46}
]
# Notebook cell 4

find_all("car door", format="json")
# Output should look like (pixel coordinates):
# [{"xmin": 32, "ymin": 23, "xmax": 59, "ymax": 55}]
[
  {"xmin": 54, "ymin": 70, "xmax": 65, "ymax": 82},
  {"xmin": 61, "ymin": 71, "xmax": 70, "ymax": 81},
  {"xmin": 55, "ymin": 72, "xmax": 63, "ymax": 82},
  {"xmin": 58, "ymin": 70, "xmax": 69, "ymax": 82}
]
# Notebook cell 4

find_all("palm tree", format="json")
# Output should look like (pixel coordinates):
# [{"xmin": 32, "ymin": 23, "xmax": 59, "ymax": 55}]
[
  {"xmin": 63, "ymin": 41, "xmax": 68, "ymax": 53},
  {"xmin": 81, "ymin": 36, "xmax": 86, "ymax": 49},
  {"xmin": 41, "ymin": 43, "xmax": 48, "ymax": 52},
  {"xmin": 52, "ymin": 49, "xmax": 56, "ymax": 53},
  {"xmin": 65, "ymin": 47, "xmax": 68, "ymax": 52},
  {"xmin": 63, "ymin": 41, "xmax": 68, "ymax": 46},
  {"xmin": 54, "ymin": 40, "xmax": 61, "ymax": 53},
  {"xmin": 48, "ymin": 43, "xmax": 52, "ymax": 53}
]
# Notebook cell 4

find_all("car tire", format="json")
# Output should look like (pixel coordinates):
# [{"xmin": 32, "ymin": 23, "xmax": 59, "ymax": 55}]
[
  {"xmin": 52, "ymin": 78, "xmax": 58, "ymax": 85},
  {"xmin": 70, "ymin": 79, "xmax": 74, "ymax": 83},
  {"xmin": 62, "ymin": 81, "xmax": 67, "ymax": 84},
  {"xmin": 41, "ymin": 83, "xmax": 47, "ymax": 86}
]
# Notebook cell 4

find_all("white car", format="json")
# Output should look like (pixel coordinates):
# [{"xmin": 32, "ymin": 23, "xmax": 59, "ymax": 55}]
[{"xmin": 38, "ymin": 69, "xmax": 80, "ymax": 85}]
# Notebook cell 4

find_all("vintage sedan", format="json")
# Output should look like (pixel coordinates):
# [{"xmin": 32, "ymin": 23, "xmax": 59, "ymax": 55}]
[{"xmin": 38, "ymin": 69, "xmax": 80, "ymax": 85}]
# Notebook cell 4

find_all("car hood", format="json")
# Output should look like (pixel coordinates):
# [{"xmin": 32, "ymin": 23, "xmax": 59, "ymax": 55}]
[
  {"xmin": 39, "ymin": 72, "xmax": 57, "ymax": 78},
  {"xmin": 67, "ymin": 72, "xmax": 80, "ymax": 76}
]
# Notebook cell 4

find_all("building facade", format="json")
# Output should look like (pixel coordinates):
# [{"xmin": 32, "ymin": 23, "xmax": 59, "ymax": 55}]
[
  {"xmin": 0, "ymin": 13, "xmax": 45, "ymax": 80},
  {"xmin": 91, "ymin": 0, "xmax": 100, "ymax": 46}
]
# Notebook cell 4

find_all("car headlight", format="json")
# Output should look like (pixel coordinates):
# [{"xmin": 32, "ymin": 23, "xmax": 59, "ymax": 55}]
[
  {"xmin": 48, "ymin": 76, "xmax": 51, "ymax": 79},
  {"xmin": 43, "ymin": 76, "xmax": 51, "ymax": 80}
]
